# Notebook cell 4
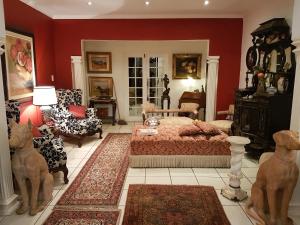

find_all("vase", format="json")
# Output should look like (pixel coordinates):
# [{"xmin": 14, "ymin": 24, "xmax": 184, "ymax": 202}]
[{"xmin": 256, "ymin": 78, "xmax": 265, "ymax": 94}]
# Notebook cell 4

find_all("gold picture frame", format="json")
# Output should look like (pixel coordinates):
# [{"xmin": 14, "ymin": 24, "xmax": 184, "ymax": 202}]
[
  {"xmin": 5, "ymin": 30, "xmax": 36, "ymax": 100},
  {"xmin": 86, "ymin": 52, "xmax": 112, "ymax": 73},
  {"xmin": 88, "ymin": 76, "xmax": 113, "ymax": 98},
  {"xmin": 172, "ymin": 54, "xmax": 202, "ymax": 79}
]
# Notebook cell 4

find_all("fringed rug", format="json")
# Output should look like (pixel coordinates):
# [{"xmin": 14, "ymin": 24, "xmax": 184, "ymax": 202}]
[
  {"xmin": 43, "ymin": 209, "xmax": 120, "ymax": 225},
  {"xmin": 56, "ymin": 133, "xmax": 130, "ymax": 207},
  {"xmin": 122, "ymin": 184, "xmax": 231, "ymax": 225}
]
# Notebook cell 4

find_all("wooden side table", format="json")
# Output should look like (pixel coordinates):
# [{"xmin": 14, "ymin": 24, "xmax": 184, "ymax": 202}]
[{"xmin": 89, "ymin": 98, "xmax": 117, "ymax": 125}]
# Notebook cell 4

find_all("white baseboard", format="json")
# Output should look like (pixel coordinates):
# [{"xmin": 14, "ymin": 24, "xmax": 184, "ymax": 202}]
[
  {"xmin": 289, "ymin": 204, "xmax": 300, "ymax": 216},
  {"xmin": 0, "ymin": 194, "xmax": 18, "ymax": 216}
]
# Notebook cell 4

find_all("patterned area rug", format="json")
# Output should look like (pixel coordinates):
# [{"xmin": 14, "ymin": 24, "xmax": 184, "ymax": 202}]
[
  {"xmin": 43, "ymin": 210, "xmax": 120, "ymax": 225},
  {"xmin": 122, "ymin": 184, "xmax": 230, "ymax": 225},
  {"xmin": 57, "ymin": 133, "xmax": 130, "ymax": 207}
]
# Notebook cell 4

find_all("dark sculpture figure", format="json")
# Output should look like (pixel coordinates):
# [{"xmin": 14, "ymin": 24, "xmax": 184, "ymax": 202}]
[
  {"xmin": 162, "ymin": 88, "xmax": 170, "ymax": 97},
  {"xmin": 161, "ymin": 74, "xmax": 170, "ymax": 111},
  {"xmin": 163, "ymin": 74, "xmax": 169, "ymax": 90}
]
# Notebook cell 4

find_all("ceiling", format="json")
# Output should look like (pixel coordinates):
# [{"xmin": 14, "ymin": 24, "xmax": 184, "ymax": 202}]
[{"xmin": 21, "ymin": 0, "xmax": 286, "ymax": 19}]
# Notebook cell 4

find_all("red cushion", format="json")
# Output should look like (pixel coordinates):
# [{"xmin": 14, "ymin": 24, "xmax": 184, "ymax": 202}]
[
  {"xmin": 32, "ymin": 126, "xmax": 42, "ymax": 137},
  {"xmin": 193, "ymin": 120, "xmax": 221, "ymax": 135},
  {"xmin": 68, "ymin": 105, "xmax": 86, "ymax": 119},
  {"xmin": 178, "ymin": 124, "xmax": 202, "ymax": 136}
]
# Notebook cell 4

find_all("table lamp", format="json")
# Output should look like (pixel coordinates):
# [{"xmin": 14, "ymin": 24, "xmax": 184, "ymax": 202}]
[{"xmin": 33, "ymin": 86, "xmax": 57, "ymax": 123}]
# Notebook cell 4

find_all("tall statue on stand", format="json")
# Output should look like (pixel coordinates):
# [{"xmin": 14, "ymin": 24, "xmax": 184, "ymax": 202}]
[
  {"xmin": 161, "ymin": 74, "xmax": 170, "ymax": 112},
  {"xmin": 163, "ymin": 74, "xmax": 169, "ymax": 90}
]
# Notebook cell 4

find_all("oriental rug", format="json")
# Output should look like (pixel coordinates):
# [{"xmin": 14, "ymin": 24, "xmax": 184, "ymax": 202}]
[
  {"xmin": 122, "ymin": 184, "xmax": 231, "ymax": 225},
  {"xmin": 43, "ymin": 209, "xmax": 120, "ymax": 225},
  {"xmin": 56, "ymin": 133, "xmax": 130, "ymax": 207}
]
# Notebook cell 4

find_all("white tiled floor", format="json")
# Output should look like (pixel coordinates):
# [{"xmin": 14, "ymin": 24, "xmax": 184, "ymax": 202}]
[{"xmin": 1, "ymin": 122, "xmax": 300, "ymax": 225}]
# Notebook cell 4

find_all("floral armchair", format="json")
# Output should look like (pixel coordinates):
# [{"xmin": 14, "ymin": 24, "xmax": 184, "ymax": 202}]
[
  {"xmin": 5, "ymin": 100, "xmax": 69, "ymax": 184},
  {"xmin": 51, "ymin": 89, "xmax": 103, "ymax": 147}
]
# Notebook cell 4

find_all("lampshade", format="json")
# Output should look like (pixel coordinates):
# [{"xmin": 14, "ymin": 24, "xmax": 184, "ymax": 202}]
[{"xmin": 33, "ymin": 86, "xmax": 57, "ymax": 106}]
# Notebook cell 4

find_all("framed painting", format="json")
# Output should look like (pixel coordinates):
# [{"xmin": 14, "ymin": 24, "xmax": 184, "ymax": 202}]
[
  {"xmin": 88, "ymin": 76, "xmax": 113, "ymax": 98},
  {"xmin": 5, "ymin": 30, "xmax": 36, "ymax": 100},
  {"xmin": 86, "ymin": 52, "xmax": 112, "ymax": 73},
  {"xmin": 172, "ymin": 54, "xmax": 202, "ymax": 79}
]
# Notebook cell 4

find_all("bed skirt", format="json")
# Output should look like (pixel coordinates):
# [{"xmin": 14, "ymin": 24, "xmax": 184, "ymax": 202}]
[{"xmin": 129, "ymin": 155, "xmax": 231, "ymax": 168}]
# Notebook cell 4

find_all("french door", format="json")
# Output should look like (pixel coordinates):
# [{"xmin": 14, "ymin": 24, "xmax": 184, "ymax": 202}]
[{"xmin": 127, "ymin": 54, "xmax": 167, "ymax": 119}]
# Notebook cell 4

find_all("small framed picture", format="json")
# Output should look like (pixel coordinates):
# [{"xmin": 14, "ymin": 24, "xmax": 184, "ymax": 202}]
[
  {"xmin": 86, "ymin": 52, "xmax": 112, "ymax": 73},
  {"xmin": 88, "ymin": 76, "xmax": 113, "ymax": 98},
  {"xmin": 172, "ymin": 54, "xmax": 202, "ymax": 79}
]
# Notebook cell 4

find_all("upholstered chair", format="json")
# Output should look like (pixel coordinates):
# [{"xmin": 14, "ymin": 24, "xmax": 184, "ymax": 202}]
[
  {"xmin": 51, "ymin": 89, "xmax": 103, "ymax": 147},
  {"xmin": 208, "ymin": 104, "xmax": 234, "ymax": 134},
  {"xmin": 5, "ymin": 100, "xmax": 69, "ymax": 184}
]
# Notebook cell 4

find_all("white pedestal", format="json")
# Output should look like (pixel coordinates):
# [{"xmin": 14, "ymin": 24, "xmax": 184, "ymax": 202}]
[{"xmin": 221, "ymin": 136, "xmax": 250, "ymax": 201}]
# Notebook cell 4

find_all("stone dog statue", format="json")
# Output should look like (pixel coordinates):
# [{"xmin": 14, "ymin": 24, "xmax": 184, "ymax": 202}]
[
  {"xmin": 245, "ymin": 130, "xmax": 300, "ymax": 225},
  {"xmin": 9, "ymin": 120, "xmax": 53, "ymax": 216}
]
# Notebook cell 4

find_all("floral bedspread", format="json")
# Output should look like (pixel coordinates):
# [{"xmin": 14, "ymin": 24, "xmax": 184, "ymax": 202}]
[{"xmin": 130, "ymin": 125, "xmax": 230, "ymax": 155}]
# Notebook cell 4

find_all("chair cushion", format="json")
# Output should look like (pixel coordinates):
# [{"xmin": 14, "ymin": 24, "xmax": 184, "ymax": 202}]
[
  {"xmin": 68, "ymin": 105, "xmax": 86, "ymax": 119},
  {"xmin": 142, "ymin": 101, "xmax": 156, "ymax": 112},
  {"xmin": 208, "ymin": 120, "xmax": 233, "ymax": 134},
  {"xmin": 180, "ymin": 103, "xmax": 199, "ymax": 112}
]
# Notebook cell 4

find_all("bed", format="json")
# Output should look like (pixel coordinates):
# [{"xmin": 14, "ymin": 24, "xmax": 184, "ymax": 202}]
[{"xmin": 129, "ymin": 125, "xmax": 231, "ymax": 168}]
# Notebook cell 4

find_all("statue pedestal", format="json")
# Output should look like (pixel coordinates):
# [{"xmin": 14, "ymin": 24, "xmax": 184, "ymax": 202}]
[{"xmin": 221, "ymin": 136, "xmax": 250, "ymax": 201}]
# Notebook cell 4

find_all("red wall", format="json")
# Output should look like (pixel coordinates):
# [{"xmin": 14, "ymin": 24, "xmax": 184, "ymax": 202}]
[
  {"xmin": 53, "ymin": 19, "xmax": 243, "ymax": 111},
  {"xmin": 3, "ymin": 0, "xmax": 243, "ymax": 113},
  {"xmin": 3, "ymin": 0, "xmax": 56, "ymax": 125},
  {"xmin": 3, "ymin": 0, "xmax": 55, "ymax": 86}
]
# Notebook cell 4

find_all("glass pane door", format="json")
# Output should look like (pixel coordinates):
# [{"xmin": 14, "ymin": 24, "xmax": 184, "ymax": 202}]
[
  {"xmin": 147, "ymin": 57, "xmax": 164, "ymax": 107},
  {"xmin": 128, "ymin": 57, "xmax": 143, "ymax": 116}
]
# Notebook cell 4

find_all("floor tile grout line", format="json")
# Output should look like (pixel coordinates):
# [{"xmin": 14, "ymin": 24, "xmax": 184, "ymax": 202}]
[
  {"xmin": 192, "ymin": 168, "xmax": 200, "ymax": 185},
  {"xmin": 239, "ymin": 201, "xmax": 256, "ymax": 225},
  {"xmin": 168, "ymin": 168, "xmax": 174, "ymax": 185}
]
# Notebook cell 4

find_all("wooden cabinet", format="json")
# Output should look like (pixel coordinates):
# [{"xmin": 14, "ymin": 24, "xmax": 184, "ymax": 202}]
[
  {"xmin": 233, "ymin": 89, "xmax": 292, "ymax": 153},
  {"xmin": 233, "ymin": 18, "xmax": 295, "ymax": 154},
  {"xmin": 89, "ymin": 98, "xmax": 117, "ymax": 125}
]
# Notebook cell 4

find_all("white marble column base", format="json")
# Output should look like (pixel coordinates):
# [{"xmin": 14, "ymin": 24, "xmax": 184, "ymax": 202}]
[
  {"xmin": 0, "ymin": 194, "xmax": 18, "ymax": 215},
  {"xmin": 221, "ymin": 185, "xmax": 248, "ymax": 201}
]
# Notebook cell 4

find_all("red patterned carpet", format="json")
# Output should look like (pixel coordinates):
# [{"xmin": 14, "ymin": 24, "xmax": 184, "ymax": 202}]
[
  {"xmin": 122, "ymin": 184, "xmax": 231, "ymax": 225},
  {"xmin": 57, "ymin": 133, "xmax": 130, "ymax": 207},
  {"xmin": 43, "ymin": 210, "xmax": 120, "ymax": 225}
]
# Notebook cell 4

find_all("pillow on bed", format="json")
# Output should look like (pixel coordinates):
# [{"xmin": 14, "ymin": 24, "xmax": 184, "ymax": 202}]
[
  {"xmin": 193, "ymin": 120, "xmax": 221, "ymax": 135},
  {"xmin": 178, "ymin": 124, "xmax": 202, "ymax": 136}
]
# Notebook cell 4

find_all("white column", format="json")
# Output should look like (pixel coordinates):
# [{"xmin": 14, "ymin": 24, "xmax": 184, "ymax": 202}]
[
  {"xmin": 205, "ymin": 56, "xmax": 220, "ymax": 122},
  {"xmin": 0, "ymin": 0, "xmax": 5, "ymax": 39},
  {"xmin": 0, "ymin": 0, "xmax": 18, "ymax": 215},
  {"xmin": 290, "ymin": 39, "xmax": 300, "ymax": 213},
  {"xmin": 290, "ymin": 0, "xmax": 300, "ymax": 214},
  {"xmin": 71, "ymin": 56, "xmax": 87, "ymax": 106}
]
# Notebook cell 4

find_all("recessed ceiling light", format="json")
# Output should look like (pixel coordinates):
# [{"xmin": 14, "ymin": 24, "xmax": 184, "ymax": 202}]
[
  {"xmin": 88, "ymin": 1, "xmax": 92, "ymax": 6},
  {"xmin": 204, "ymin": 0, "xmax": 209, "ymax": 5},
  {"xmin": 145, "ymin": 1, "xmax": 150, "ymax": 6}
]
